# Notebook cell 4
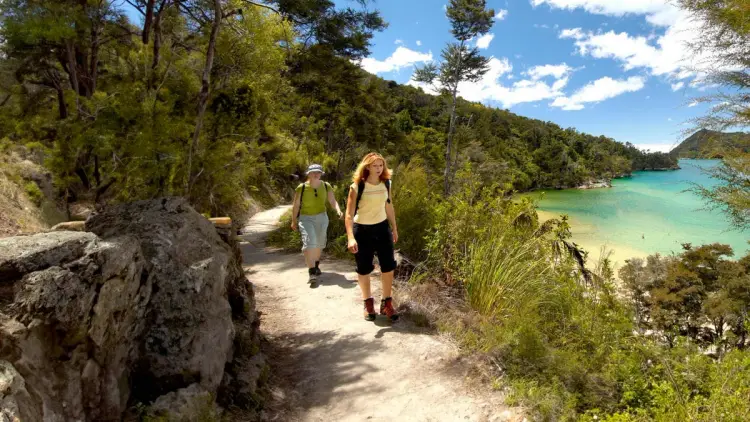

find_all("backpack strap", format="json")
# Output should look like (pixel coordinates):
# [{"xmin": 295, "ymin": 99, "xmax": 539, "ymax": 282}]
[
  {"xmin": 354, "ymin": 180, "xmax": 365, "ymax": 216},
  {"xmin": 297, "ymin": 183, "xmax": 305, "ymax": 218}
]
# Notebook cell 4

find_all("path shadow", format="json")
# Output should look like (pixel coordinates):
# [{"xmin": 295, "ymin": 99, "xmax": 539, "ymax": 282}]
[
  {"xmin": 317, "ymin": 271, "xmax": 357, "ymax": 289},
  {"xmin": 262, "ymin": 330, "xmax": 385, "ymax": 420}
]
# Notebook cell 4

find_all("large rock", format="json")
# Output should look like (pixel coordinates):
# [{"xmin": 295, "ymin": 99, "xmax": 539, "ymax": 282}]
[
  {"xmin": 0, "ymin": 360, "xmax": 41, "ymax": 422},
  {"xmin": 0, "ymin": 232, "xmax": 96, "ymax": 284},
  {"xmin": 0, "ymin": 197, "xmax": 266, "ymax": 421},
  {"xmin": 86, "ymin": 198, "xmax": 236, "ymax": 402}
]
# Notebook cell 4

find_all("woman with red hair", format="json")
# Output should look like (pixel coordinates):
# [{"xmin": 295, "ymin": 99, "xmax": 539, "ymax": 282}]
[{"xmin": 345, "ymin": 152, "xmax": 399, "ymax": 322}]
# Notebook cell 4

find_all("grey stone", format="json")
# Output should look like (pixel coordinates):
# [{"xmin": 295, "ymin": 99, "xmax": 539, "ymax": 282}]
[
  {"xmin": 0, "ymin": 232, "xmax": 96, "ymax": 283},
  {"xmin": 0, "ymin": 198, "xmax": 265, "ymax": 421}
]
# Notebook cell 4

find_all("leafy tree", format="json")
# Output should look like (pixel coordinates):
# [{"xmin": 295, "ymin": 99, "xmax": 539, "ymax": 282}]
[
  {"xmin": 677, "ymin": 0, "xmax": 750, "ymax": 229},
  {"xmin": 412, "ymin": 0, "xmax": 494, "ymax": 194}
]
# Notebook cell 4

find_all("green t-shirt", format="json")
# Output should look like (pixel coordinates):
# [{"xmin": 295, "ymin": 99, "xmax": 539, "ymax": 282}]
[{"xmin": 296, "ymin": 181, "xmax": 332, "ymax": 216}]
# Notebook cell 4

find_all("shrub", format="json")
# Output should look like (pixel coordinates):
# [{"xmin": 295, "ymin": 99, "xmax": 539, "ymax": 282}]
[{"xmin": 24, "ymin": 181, "xmax": 43, "ymax": 206}]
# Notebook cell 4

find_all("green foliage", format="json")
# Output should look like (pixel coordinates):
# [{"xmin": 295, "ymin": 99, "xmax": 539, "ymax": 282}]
[
  {"xmin": 619, "ymin": 244, "xmax": 750, "ymax": 352},
  {"xmin": 391, "ymin": 162, "xmax": 750, "ymax": 420},
  {"xmin": 675, "ymin": 1, "xmax": 750, "ymax": 230},
  {"xmin": 445, "ymin": 0, "xmax": 495, "ymax": 42},
  {"xmin": 388, "ymin": 158, "xmax": 435, "ymax": 261},
  {"xmin": 23, "ymin": 181, "xmax": 43, "ymax": 206}
]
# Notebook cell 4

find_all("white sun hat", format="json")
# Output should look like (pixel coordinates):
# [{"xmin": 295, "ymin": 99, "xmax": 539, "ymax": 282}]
[{"xmin": 306, "ymin": 164, "xmax": 325, "ymax": 175}]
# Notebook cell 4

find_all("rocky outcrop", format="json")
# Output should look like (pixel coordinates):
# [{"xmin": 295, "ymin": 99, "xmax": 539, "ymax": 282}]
[
  {"xmin": 576, "ymin": 179, "xmax": 612, "ymax": 189},
  {"xmin": 0, "ymin": 197, "xmax": 267, "ymax": 421}
]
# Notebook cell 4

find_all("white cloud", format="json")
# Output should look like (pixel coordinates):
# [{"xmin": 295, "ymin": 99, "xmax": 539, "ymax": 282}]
[
  {"xmin": 668, "ymin": 117, "xmax": 673, "ymax": 121},
  {"xmin": 632, "ymin": 143, "xmax": 675, "ymax": 153},
  {"xmin": 408, "ymin": 57, "xmax": 574, "ymax": 108},
  {"xmin": 527, "ymin": 63, "xmax": 572, "ymax": 80},
  {"xmin": 495, "ymin": 9, "xmax": 508, "ymax": 20},
  {"xmin": 553, "ymin": 3, "xmax": 720, "ymax": 89},
  {"xmin": 416, "ymin": 40, "xmax": 422, "ymax": 46},
  {"xmin": 476, "ymin": 33, "xmax": 495, "ymax": 49},
  {"xmin": 550, "ymin": 76, "xmax": 646, "ymax": 110},
  {"xmin": 671, "ymin": 81, "xmax": 684, "ymax": 91},
  {"xmin": 559, "ymin": 27, "xmax": 585, "ymax": 40},
  {"xmin": 688, "ymin": 100, "xmax": 698, "ymax": 107},
  {"xmin": 531, "ymin": 0, "xmax": 681, "ymax": 26},
  {"xmin": 359, "ymin": 47, "xmax": 433, "ymax": 74},
  {"xmin": 395, "ymin": 39, "xmax": 404, "ymax": 45}
]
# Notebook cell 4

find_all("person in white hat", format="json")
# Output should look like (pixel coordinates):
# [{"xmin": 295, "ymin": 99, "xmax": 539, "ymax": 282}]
[{"xmin": 291, "ymin": 164, "xmax": 343, "ymax": 285}]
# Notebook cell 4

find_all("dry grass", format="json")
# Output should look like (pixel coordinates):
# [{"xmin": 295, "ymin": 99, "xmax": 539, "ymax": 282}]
[{"xmin": 0, "ymin": 150, "xmax": 50, "ymax": 238}]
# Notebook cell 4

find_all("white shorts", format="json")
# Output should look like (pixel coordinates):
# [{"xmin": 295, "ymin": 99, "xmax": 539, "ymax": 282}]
[{"xmin": 298, "ymin": 212, "xmax": 329, "ymax": 251}]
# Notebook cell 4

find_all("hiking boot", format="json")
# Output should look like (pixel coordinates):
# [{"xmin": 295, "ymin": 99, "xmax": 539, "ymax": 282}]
[
  {"xmin": 380, "ymin": 297, "xmax": 399, "ymax": 321},
  {"xmin": 308, "ymin": 268, "xmax": 318, "ymax": 285},
  {"xmin": 314, "ymin": 265, "xmax": 322, "ymax": 276},
  {"xmin": 363, "ymin": 298, "xmax": 376, "ymax": 321}
]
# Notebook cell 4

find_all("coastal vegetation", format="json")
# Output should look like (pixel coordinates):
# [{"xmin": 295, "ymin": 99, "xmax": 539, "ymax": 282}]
[
  {"xmin": 0, "ymin": 0, "xmax": 676, "ymax": 228},
  {"xmin": 670, "ymin": 129, "xmax": 750, "ymax": 159}
]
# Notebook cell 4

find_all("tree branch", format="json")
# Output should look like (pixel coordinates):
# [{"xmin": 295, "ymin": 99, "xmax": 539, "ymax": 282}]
[
  {"xmin": 223, "ymin": 8, "xmax": 242, "ymax": 19},
  {"xmin": 241, "ymin": 1, "xmax": 281, "ymax": 15},
  {"xmin": 122, "ymin": 0, "xmax": 146, "ymax": 15}
]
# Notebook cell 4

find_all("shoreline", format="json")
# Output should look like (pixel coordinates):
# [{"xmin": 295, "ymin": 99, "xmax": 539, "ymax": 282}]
[{"xmin": 536, "ymin": 209, "xmax": 651, "ymax": 274}]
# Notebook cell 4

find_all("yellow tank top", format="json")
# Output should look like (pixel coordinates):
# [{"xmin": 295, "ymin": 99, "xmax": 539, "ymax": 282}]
[{"xmin": 352, "ymin": 181, "xmax": 388, "ymax": 225}]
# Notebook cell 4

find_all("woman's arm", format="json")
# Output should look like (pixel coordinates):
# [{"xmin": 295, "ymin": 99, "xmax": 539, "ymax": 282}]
[
  {"xmin": 327, "ymin": 184, "xmax": 343, "ymax": 218},
  {"xmin": 385, "ymin": 188, "xmax": 398, "ymax": 244},
  {"xmin": 345, "ymin": 184, "xmax": 358, "ymax": 253},
  {"xmin": 291, "ymin": 190, "xmax": 301, "ymax": 231}
]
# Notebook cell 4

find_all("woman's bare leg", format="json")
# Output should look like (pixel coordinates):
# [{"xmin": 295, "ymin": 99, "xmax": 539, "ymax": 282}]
[
  {"xmin": 358, "ymin": 274, "xmax": 371, "ymax": 298},
  {"xmin": 381, "ymin": 270, "xmax": 393, "ymax": 298}
]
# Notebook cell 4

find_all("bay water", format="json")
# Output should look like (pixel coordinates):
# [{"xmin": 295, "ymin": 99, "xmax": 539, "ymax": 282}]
[{"xmin": 525, "ymin": 159, "xmax": 750, "ymax": 267}]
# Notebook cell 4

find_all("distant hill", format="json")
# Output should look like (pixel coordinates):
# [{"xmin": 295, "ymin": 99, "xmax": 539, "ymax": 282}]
[{"xmin": 670, "ymin": 129, "xmax": 750, "ymax": 158}]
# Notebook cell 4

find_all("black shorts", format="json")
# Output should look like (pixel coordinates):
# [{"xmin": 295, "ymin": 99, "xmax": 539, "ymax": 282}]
[{"xmin": 353, "ymin": 220, "xmax": 397, "ymax": 275}]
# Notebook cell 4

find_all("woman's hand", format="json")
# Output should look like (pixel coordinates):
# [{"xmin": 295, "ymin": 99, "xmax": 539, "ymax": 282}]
[
  {"xmin": 347, "ymin": 238, "xmax": 358, "ymax": 254},
  {"xmin": 392, "ymin": 228, "xmax": 399, "ymax": 244},
  {"xmin": 337, "ymin": 209, "xmax": 344, "ymax": 220},
  {"xmin": 291, "ymin": 219, "xmax": 298, "ymax": 231}
]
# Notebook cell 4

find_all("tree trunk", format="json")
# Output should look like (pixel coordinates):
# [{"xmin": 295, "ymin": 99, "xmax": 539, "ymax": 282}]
[
  {"xmin": 143, "ymin": 0, "xmax": 156, "ymax": 44},
  {"xmin": 65, "ymin": 40, "xmax": 82, "ymax": 116},
  {"xmin": 89, "ymin": 34, "xmax": 100, "ymax": 96},
  {"xmin": 151, "ymin": 0, "xmax": 170, "ymax": 71},
  {"xmin": 55, "ymin": 87, "xmax": 68, "ymax": 119},
  {"xmin": 152, "ymin": 13, "xmax": 163, "ymax": 70},
  {"xmin": 444, "ymin": 88, "xmax": 458, "ymax": 195},
  {"xmin": 185, "ymin": 0, "xmax": 222, "ymax": 196}
]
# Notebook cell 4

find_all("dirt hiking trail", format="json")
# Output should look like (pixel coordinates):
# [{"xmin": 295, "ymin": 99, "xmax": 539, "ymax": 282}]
[{"xmin": 239, "ymin": 206, "xmax": 521, "ymax": 422}]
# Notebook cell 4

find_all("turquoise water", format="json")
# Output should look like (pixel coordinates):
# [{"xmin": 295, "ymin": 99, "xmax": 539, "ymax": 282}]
[{"xmin": 527, "ymin": 159, "xmax": 750, "ymax": 263}]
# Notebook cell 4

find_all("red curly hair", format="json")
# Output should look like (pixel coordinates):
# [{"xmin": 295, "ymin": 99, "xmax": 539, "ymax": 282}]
[{"xmin": 351, "ymin": 152, "xmax": 392, "ymax": 184}]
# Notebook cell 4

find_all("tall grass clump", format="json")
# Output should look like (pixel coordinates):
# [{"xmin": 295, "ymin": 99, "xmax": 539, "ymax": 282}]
[{"xmin": 464, "ymin": 234, "xmax": 554, "ymax": 319}]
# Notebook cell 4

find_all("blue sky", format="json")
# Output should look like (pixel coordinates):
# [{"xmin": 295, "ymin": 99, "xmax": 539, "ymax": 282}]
[
  {"xmin": 354, "ymin": 0, "xmax": 713, "ymax": 152},
  {"xmin": 121, "ymin": 0, "xmax": 710, "ymax": 152}
]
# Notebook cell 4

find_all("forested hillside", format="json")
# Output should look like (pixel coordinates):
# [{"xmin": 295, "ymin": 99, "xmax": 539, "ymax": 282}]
[
  {"xmin": 0, "ymin": 0, "xmax": 675, "ymax": 222},
  {"xmin": 670, "ymin": 128, "xmax": 750, "ymax": 158}
]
